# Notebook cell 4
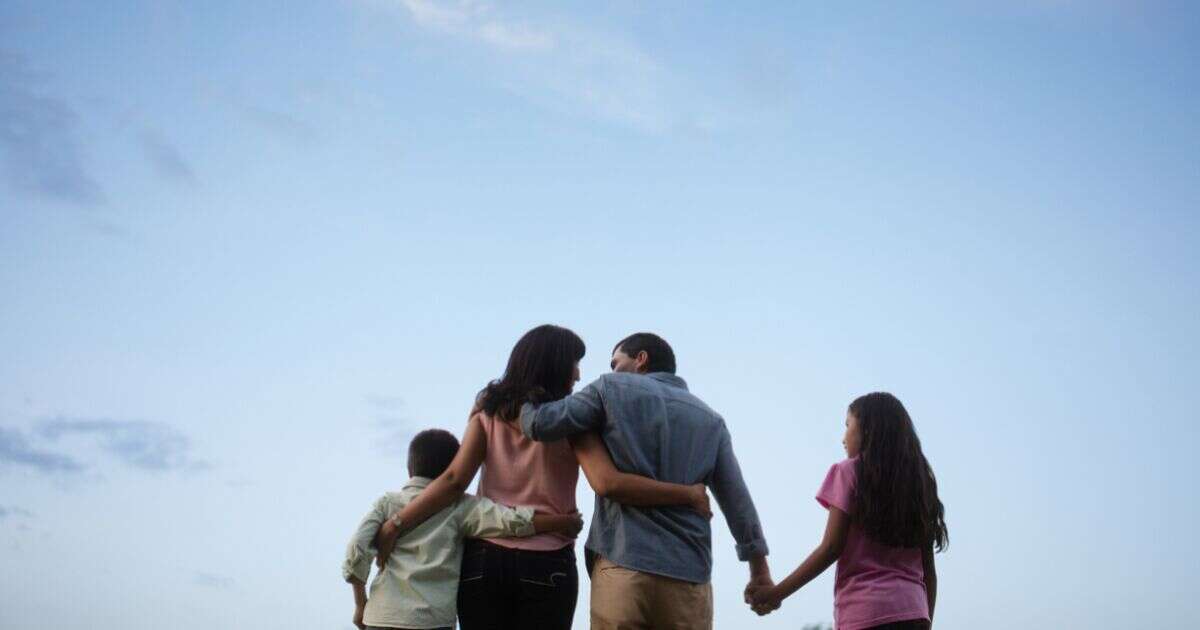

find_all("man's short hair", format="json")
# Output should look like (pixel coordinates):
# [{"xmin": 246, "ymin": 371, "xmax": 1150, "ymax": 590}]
[
  {"xmin": 613, "ymin": 332, "xmax": 676, "ymax": 374},
  {"xmin": 407, "ymin": 429, "xmax": 460, "ymax": 479}
]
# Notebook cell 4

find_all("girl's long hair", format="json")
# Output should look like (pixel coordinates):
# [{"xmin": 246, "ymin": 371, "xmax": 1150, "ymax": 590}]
[
  {"xmin": 478, "ymin": 324, "xmax": 586, "ymax": 422},
  {"xmin": 850, "ymin": 392, "xmax": 948, "ymax": 552}
]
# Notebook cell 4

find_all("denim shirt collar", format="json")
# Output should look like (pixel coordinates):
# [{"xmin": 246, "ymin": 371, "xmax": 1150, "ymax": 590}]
[{"xmin": 647, "ymin": 372, "xmax": 688, "ymax": 390}]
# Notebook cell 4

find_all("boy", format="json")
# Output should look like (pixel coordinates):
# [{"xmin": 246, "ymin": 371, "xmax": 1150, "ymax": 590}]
[{"xmin": 342, "ymin": 428, "xmax": 582, "ymax": 630}]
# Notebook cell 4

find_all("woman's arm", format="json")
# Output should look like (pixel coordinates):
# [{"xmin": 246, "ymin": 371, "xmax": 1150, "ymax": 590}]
[
  {"xmin": 374, "ymin": 414, "xmax": 488, "ymax": 565},
  {"xmin": 923, "ymin": 544, "xmax": 937, "ymax": 625},
  {"xmin": 749, "ymin": 506, "xmax": 851, "ymax": 614},
  {"xmin": 569, "ymin": 432, "xmax": 711, "ymax": 518}
]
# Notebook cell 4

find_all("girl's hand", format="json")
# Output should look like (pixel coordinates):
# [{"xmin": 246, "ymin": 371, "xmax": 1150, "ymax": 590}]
[
  {"xmin": 689, "ymin": 484, "xmax": 713, "ymax": 520},
  {"xmin": 748, "ymin": 583, "xmax": 783, "ymax": 616}
]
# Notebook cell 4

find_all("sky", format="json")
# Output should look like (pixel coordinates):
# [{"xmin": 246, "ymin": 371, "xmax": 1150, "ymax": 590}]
[{"xmin": 1, "ymin": 1, "xmax": 1198, "ymax": 628}]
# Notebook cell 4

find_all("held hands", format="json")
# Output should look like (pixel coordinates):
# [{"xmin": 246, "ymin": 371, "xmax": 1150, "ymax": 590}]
[
  {"xmin": 689, "ymin": 484, "xmax": 713, "ymax": 520},
  {"xmin": 746, "ymin": 582, "xmax": 784, "ymax": 616}
]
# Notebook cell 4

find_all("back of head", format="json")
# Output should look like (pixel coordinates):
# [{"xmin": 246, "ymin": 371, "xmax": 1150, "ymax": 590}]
[
  {"xmin": 613, "ymin": 332, "xmax": 676, "ymax": 374},
  {"xmin": 849, "ymin": 392, "xmax": 948, "ymax": 551},
  {"xmin": 479, "ymin": 324, "xmax": 587, "ymax": 422},
  {"xmin": 407, "ymin": 429, "xmax": 460, "ymax": 479}
]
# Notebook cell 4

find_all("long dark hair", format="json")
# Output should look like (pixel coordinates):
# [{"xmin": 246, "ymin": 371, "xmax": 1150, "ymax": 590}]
[
  {"xmin": 478, "ymin": 324, "xmax": 586, "ymax": 422},
  {"xmin": 850, "ymin": 392, "xmax": 948, "ymax": 552}
]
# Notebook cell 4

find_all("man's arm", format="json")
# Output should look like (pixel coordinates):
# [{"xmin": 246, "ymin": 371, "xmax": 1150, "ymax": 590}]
[
  {"xmin": 707, "ymin": 422, "xmax": 772, "ymax": 599},
  {"xmin": 519, "ymin": 378, "xmax": 606, "ymax": 442},
  {"xmin": 374, "ymin": 415, "xmax": 488, "ymax": 566},
  {"xmin": 570, "ymin": 432, "xmax": 711, "ymax": 518}
]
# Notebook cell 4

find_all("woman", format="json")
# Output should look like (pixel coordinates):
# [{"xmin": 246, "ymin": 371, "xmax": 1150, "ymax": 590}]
[{"xmin": 374, "ymin": 324, "xmax": 709, "ymax": 630}]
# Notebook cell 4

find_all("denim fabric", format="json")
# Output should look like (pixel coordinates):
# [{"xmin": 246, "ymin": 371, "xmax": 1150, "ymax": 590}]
[
  {"xmin": 456, "ymin": 539, "xmax": 578, "ymax": 630},
  {"xmin": 520, "ymin": 372, "xmax": 768, "ymax": 584}
]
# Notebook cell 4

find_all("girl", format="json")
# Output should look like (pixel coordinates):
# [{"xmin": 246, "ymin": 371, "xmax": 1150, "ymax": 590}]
[
  {"xmin": 749, "ymin": 392, "xmax": 947, "ymax": 629},
  {"xmin": 372, "ymin": 324, "xmax": 709, "ymax": 630}
]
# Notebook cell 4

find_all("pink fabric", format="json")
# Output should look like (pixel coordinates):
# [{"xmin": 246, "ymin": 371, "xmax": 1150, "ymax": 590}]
[
  {"xmin": 475, "ymin": 412, "xmax": 579, "ymax": 551},
  {"xmin": 816, "ymin": 458, "xmax": 930, "ymax": 630}
]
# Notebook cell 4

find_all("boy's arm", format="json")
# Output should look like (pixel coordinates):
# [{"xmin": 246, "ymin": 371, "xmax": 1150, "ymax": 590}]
[
  {"xmin": 531, "ymin": 511, "xmax": 585, "ymax": 537},
  {"xmin": 519, "ymin": 378, "xmax": 605, "ymax": 442},
  {"xmin": 570, "ymin": 432, "xmax": 711, "ymax": 518},
  {"xmin": 458, "ymin": 495, "xmax": 584, "ymax": 539},
  {"xmin": 343, "ymin": 496, "xmax": 387, "ymax": 585},
  {"xmin": 374, "ymin": 415, "xmax": 487, "ymax": 566},
  {"xmin": 349, "ymin": 577, "xmax": 368, "ymax": 630}
]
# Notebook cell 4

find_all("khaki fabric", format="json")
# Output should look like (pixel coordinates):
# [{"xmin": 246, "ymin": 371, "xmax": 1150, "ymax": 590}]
[{"xmin": 590, "ymin": 557, "xmax": 713, "ymax": 630}]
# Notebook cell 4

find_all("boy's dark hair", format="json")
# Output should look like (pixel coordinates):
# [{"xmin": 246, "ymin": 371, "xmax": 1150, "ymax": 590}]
[
  {"xmin": 613, "ymin": 332, "xmax": 676, "ymax": 374},
  {"xmin": 479, "ymin": 324, "xmax": 587, "ymax": 422},
  {"xmin": 849, "ymin": 392, "xmax": 948, "ymax": 552},
  {"xmin": 407, "ymin": 429, "xmax": 460, "ymax": 479}
]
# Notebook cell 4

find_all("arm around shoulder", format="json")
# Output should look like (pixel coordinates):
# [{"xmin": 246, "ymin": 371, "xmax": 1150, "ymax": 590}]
[{"xmin": 519, "ymin": 378, "xmax": 606, "ymax": 442}]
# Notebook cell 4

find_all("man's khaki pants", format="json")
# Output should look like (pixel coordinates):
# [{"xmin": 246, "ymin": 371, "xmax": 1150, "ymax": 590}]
[{"xmin": 590, "ymin": 557, "xmax": 713, "ymax": 630}]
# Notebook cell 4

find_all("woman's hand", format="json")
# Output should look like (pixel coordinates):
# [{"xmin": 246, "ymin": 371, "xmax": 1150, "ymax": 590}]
[
  {"xmin": 689, "ymin": 484, "xmax": 713, "ymax": 520},
  {"xmin": 374, "ymin": 514, "xmax": 400, "ymax": 569}
]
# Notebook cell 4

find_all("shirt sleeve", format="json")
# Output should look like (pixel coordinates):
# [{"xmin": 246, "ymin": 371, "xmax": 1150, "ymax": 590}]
[
  {"xmin": 342, "ymin": 495, "xmax": 388, "ymax": 584},
  {"xmin": 457, "ymin": 495, "xmax": 536, "ymax": 539},
  {"xmin": 519, "ymin": 377, "xmax": 606, "ymax": 442},
  {"xmin": 709, "ymin": 421, "xmax": 770, "ymax": 561},
  {"xmin": 816, "ymin": 460, "xmax": 856, "ymax": 515}
]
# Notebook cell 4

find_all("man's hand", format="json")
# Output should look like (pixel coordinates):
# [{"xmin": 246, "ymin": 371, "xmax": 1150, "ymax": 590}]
[
  {"xmin": 689, "ymin": 484, "xmax": 713, "ymax": 520},
  {"xmin": 352, "ymin": 602, "xmax": 367, "ymax": 630},
  {"xmin": 565, "ymin": 511, "xmax": 584, "ymax": 537},
  {"xmin": 374, "ymin": 513, "xmax": 400, "ymax": 569}
]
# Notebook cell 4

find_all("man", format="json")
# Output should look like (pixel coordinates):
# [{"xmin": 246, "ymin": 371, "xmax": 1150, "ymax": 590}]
[{"xmin": 521, "ymin": 332, "xmax": 773, "ymax": 630}]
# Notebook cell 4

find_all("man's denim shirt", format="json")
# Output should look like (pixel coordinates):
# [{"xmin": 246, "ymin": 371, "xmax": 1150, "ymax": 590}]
[{"xmin": 520, "ymin": 372, "xmax": 768, "ymax": 584}]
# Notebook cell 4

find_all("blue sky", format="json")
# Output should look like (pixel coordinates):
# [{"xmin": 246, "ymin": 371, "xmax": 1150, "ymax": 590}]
[{"xmin": 2, "ymin": 1, "xmax": 1198, "ymax": 628}]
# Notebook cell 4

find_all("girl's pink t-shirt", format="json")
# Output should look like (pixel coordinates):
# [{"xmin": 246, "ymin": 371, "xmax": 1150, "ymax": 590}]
[
  {"xmin": 817, "ymin": 458, "xmax": 930, "ymax": 630},
  {"xmin": 475, "ymin": 412, "xmax": 579, "ymax": 551}
]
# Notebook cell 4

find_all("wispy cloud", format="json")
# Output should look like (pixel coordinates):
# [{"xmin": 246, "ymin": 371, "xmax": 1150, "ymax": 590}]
[
  {"xmin": 0, "ymin": 505, "xmax": 35, "ymax": 519},
  {"xmin": 0, "ymin": 427, "xmax": 85, "ymax": 473},
  {"xmin": 36, "ymin": 418, "xmax": 209, "ymax": 473},
  {"xmin": 192, "ymin": 571, "xmax": 235, "ymax": 589},
  {"xmin": 368, "ymin": 0, "xmax": 676, "ymax": 130},
  {"xmin": 365, "ymin": 395, "xmax": 416, "ymax": 457},
  {"xmin": 139, "ymin": 129, "xmax": 196, "ymax": 185},
  {"xmin": 0, "ymin": 52, "xmax": 103, "ymax": 203}
]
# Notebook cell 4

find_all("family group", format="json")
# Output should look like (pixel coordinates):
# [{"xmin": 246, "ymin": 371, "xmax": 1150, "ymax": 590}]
[{"xmin": 343, "ymin": 325, "xmax": 948, "ymax": 630}]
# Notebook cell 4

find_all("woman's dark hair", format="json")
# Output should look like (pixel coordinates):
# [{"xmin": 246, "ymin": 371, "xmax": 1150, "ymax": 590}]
[
  {"xmin": 849, "ymin": 392, "xmax": 948, "ymax": 552},
  {"xmin": 479, "ymin": 324, "xmax": 586, "ymax": 422}
]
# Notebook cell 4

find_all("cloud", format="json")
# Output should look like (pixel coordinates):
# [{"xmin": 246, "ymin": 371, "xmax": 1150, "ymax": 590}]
[
  {"xmin": 0, "ymin": 427, "xmax": 85, "ymax": 473},
  {"xmin": 36, "ymin": 418, "xmax": 209, "ymax": 472},
  {"xmin": 0, "ymin": 505, "xmax": 35, "ymax": 519},
  {"xmin": 0, "ymin": 52, "xmax": 103, "ymax": 203},
  {"xmin": 139, "ymin": 130, "xmax": 196, "ymax": 184},
  {"xmin": 239, "ymin": 105, "xmax": 319, "ymax": 145},
  {"xmin": 192, "ymin": 571, "xmax": 234, "ymax": 589},
  {"xmin": 371, "ymin": 0, "xmax": 676, "ymax": 130}
]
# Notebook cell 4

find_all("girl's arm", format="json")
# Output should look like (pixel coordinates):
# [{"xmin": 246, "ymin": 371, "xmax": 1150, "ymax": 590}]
[
  {"xmin": 569, "ymin": 432, "xmax": 711, "ymax": 518},
  {"xmin": 374, "ymin": 414, "xmax": 488, "ymax": 565},
  {"xmin": 923, "ymin": 544, "xmax": 937, "ymax": 624},
  {"xmin": 749, "ymin": 506, "xmax": 851, "ymax": 614}
]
